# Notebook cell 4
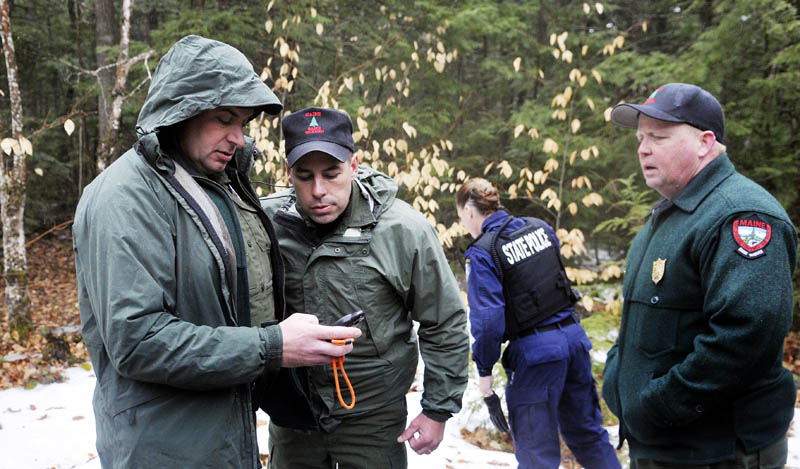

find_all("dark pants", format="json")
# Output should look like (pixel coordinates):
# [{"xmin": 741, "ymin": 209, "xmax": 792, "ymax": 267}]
[
  {"xmin": 267, "ymin": 396, "xmax": 407, "ymax": 469},
  {"xmin": 505, "ymin": 322, "xmax": 621, "ymax": 469},
  {"xmin": 631, "ymin": 436, "xmax": 787, "ymax": 469}
]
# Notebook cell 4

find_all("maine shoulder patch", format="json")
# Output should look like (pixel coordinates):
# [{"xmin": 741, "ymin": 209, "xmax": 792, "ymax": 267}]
[{"xmin": 732, "ymin": 214, "xmax": 771, "ymax": 259}]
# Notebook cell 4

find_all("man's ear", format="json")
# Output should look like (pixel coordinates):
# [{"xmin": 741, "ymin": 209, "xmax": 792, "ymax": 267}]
[
  {"xmin": 286, "ymin": 161, "xmax": 294, "ymax": 184},
  {"xmin": 698, "ymin": 130, "xmax": 716, "ymax": 158},
  {"xmin": 349, "ymin": 153, "xmax": 359, "ymax": 178}
]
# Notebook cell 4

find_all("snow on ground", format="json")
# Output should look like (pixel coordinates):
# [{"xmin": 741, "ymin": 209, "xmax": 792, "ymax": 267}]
[
  {"xmin": 1, "ymin": 366, "xmax": 99, "ymax": 469},
  {"xmin": 0, "ymin": 366, "xmax": 517, "ymax": 469},
  {"xmin": 1, "ymin": 365, "xmax": 799, "ymax": 469}
]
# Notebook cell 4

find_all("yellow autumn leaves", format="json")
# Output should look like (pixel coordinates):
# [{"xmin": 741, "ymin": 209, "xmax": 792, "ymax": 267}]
[{"xmin": 249, "ymin": 2, "xmax": 624, "ymax": 287}]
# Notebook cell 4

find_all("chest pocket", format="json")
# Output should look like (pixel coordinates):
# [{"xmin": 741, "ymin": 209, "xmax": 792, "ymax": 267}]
[
  {"xmin": 626, "ymin": 237, "xmax": 705, "ymax": 360},
  {"xmin": 232, "ymin": 199, "xmax": 274, "ymax": 325},
  {"xmin": 313, "ymin": 238, "xmax": 407, "ymax": 358},
  {"xmin": 628, "ymin": 296, "xmax": 681, "ymax": 358},
  {"xmin": 353, "ymin": 267, "xmax": 409, "ymax": 357},
  {"xmin": 628, "ymin": 285, "xmax": 703, "ymax": 359}
]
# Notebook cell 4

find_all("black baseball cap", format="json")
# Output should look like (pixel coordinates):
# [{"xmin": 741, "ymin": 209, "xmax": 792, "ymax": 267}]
[
  {"xmin": 611, "ymin": 83, "xmax": 725, "ymax": 143},
  {"xmin": 282, "ymin": 107, "xmax": 354, "ymax": 167}
]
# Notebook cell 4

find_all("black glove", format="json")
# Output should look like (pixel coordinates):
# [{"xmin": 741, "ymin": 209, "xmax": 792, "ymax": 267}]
[{"xmin": 484, "ymin": 392, "xmax": 510, "ymax": 433}]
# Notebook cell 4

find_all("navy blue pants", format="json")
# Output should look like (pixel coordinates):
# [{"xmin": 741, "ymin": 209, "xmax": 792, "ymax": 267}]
[{"xmin": 504, "ymin": 321, "xmax": 620, "ymax": 469}]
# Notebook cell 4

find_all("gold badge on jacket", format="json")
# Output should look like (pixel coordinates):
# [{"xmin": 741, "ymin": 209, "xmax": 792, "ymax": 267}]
[{"xmin": 652, "ymin": 258, "xmax": 666, "ymax": 284}]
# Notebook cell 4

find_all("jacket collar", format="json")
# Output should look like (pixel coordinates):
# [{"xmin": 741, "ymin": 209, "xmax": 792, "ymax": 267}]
[
  {"xmin": 481, "ymin": 210, "xmax": 511, "ymax": 234},
  {"xmin": 347, "ymin": 178, "xmax": 379, "ymax": 227},
  {"xmin": 658, "ymin": 152, "xmax": 735, "ymax": 215},
  {"xmin": 229, "ymin": 138, "xmax": 256, "ymax": 176},
  {"xmin": 135, "ymin": 132, "xmax": 257, "ymax": 180}
]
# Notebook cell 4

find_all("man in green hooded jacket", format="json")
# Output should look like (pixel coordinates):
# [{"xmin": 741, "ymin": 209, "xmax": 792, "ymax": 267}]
[
  {"xmin": 73, "ymin": 36, "xmax": 360, "ymax": 468},
  {"xmin": 261, "ymin": 107, "xmax": 469, "ymax": 468}
]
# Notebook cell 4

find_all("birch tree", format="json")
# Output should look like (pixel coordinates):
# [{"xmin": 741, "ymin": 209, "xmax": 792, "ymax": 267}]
[
  {"xmin": 97, "ymin": 0, "xmax": 131, "ymax": 170},
  {"xmin": 0, "ymin": 0, "xmax": 32, "ymax": 340},
  {"xmin": 95, "ymin": 0, "xmax": 151, "ymax": 171},
  {"xmin": 94, "ymin": 0, "xmax": 116, "ymax": 172}
]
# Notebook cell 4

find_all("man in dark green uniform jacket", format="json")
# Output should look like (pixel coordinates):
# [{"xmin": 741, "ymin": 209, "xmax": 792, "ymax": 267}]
[
  {"xmin": 602, "ymin": 83, "xmax": 797, "ymax": 468},
  {"xmin": 73, "ymin": 36, "xmax": 360, "ymax": 468},
  {"xmin": 261, "ymin": 107, "xmax": 469, "ymax": 468}
]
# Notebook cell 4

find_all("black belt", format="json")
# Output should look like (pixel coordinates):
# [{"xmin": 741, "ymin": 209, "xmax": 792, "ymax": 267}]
[{"xmin": 516, "ymin": 314, "xmax": 578, "ymax": 339}]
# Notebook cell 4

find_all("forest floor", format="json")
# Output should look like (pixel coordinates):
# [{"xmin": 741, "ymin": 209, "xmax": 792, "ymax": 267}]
[{"xmin": 0, "ymin": 230, "xmax": 86, "ymax": 390}]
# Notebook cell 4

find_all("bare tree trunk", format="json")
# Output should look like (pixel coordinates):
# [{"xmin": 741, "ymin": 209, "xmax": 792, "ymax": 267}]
[
  {"xmin": 0, "ymin": 0, "xmax": 32, "ymax": 340},
  {"xmin": 98, "ymin": 0, "xmax": 134, "ymax": 168},
  {"xmin": 68, "ymin": 0, "xmax": 87, "ymax": 194},
  {"xmin": 94, "ymin": 0, "xmax": 116, "ymax": 172}
]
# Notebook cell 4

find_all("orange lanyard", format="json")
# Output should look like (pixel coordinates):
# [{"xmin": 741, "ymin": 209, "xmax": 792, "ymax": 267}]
[{"xmin": 331, "ymin": 339, "xmax": 356, "ymax": 410}]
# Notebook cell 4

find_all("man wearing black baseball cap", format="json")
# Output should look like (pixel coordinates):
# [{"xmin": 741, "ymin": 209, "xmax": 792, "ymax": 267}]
[
  {"xmin": 602, "ymin": 84, "xmax": 797, "ymax": 467},
  {"xmin": 611, "ymin": 82, "xmax": 725, "ymax": 143},
  {"xmin": 261, "ymin": 107, "xmax": 469, "ymax": 468}
]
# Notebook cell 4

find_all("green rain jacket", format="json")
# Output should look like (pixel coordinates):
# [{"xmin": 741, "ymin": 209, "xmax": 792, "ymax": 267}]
[
  {"xmin": 74, "ymin": 35, "xmax": 288, "ymax": 468},
  {"xmin": 261, "ymin": 166, "xmax": 469, "ymax": 430},
  {"xmin": 602, "ymin": 153, "xmax": 797, "ymax": 464}
]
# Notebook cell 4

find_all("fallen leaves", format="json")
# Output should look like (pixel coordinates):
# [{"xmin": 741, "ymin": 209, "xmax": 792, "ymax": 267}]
[
  {"xmin": 460, "ymin": 427, "xmax": 513, "ymax": 452},
  {"xmin": 784, "ymin": 331, "xmax": 800, "ymax": 376},
  {"xmin": 1, "ymin": 233, "xmax": 86, "ymax": 391},
  {"xmin": 461, "ymin": 425, "xmax": 599, "ymax": 467}
]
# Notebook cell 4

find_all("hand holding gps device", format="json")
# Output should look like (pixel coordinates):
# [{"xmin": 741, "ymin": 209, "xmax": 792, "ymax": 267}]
[{"xmin": 333, "ymin": 310, "xmax": 364, "ymax": 327}]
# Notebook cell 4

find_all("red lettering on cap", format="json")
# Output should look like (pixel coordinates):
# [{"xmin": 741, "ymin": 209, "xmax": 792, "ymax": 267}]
[
  {"xmin": 305, "ymin": 127, "xmax": 325, "ymax": 134},
  {"xmin": 305, "ymin": 111, "xmax": 322, "ymax": 117}
]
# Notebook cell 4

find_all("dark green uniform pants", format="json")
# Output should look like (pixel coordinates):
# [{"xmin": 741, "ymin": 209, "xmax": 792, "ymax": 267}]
[
  {"xmin": 631, "ymin": 436, "xmax": 787, "ymax": 469},
  {"xmin": 267, "ymin": 397, "xmax": 407, "ymax": 469}
]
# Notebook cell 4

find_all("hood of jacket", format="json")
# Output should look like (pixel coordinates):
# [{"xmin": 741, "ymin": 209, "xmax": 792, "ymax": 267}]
[
  {"xmin": 136, "ymin": 34, "xmax": 282, "ymax": 136},
  {"xmin": 354, "ymin": 164, "xmax": 398, "ymax": 219}
]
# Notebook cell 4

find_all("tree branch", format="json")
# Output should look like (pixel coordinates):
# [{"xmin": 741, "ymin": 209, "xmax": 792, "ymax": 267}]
[
  {"xmin": 58, "ymin": 50, "xmax": 155, "ymax": 81},
  {"xmin": 25, "ymin": 219, "xmax": 74, "ymax": 248}
]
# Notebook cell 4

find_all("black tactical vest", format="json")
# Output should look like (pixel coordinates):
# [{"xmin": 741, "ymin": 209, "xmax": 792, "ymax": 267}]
[{"xmin": 473, "ymin": 216, "xmax": 574, "ymax": 340}]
